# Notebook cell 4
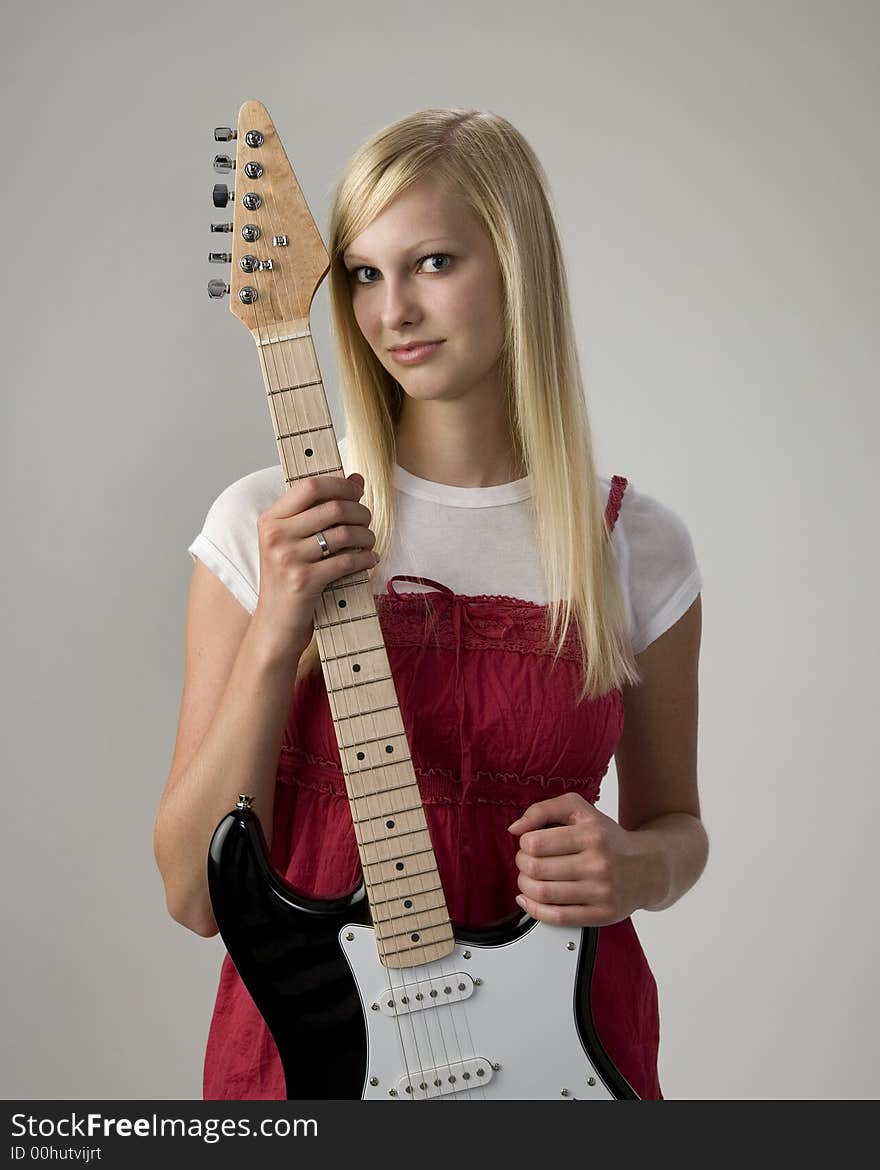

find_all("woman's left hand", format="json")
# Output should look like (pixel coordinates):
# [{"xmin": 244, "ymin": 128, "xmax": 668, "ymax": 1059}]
[{"xmin": 507, "ymin": 792, "xmax": 661, "ymax": 927}]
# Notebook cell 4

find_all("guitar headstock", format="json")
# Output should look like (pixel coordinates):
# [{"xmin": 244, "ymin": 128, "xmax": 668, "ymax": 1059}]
[{"xmin": 207, "ymin": 99, "xmax": 330, "ymax": 337}]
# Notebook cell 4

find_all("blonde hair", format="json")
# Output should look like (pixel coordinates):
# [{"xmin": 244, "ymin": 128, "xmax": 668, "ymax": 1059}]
[{"xmin": 296, "ymin": 107, "xmax": 641, "ymax": 701}]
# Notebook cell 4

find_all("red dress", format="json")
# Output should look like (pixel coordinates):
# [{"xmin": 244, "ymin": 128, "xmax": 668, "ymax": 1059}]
[{"xmin": 203, "ymin": 475, "xmax": 663, "ymax": 1100}]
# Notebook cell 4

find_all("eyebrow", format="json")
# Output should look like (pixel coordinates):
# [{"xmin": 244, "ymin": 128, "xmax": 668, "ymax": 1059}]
[{"xmin": 342, "ymin": 237, "xmax": 456, "ymax": 264}]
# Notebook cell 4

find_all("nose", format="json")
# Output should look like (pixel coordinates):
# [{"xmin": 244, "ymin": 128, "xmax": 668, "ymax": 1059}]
[{"xmin": 379, "ymin": 274, "xmax": 423, "ymax": 332}]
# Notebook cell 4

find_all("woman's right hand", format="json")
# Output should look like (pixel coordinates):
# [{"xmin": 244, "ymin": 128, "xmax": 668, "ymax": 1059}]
[{"xmin": 251, "ymin": 472, "xmax": 378, "ymax": 663}]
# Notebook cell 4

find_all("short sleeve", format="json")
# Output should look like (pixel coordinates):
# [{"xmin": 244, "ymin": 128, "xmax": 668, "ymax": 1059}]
[
  {"xmin": 187, "ymin": 437, "xmax": 350, "ymax": 614},
  {"xmin": 613, "ymin": 484, "xmax": 702, "ymax": 655},
  {"xmin": 187, "ymin": 466, "xmax": 285, "ymax": 614}
]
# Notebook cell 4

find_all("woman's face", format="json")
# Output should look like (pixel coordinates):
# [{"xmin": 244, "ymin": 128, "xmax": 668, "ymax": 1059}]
[{"xmin": 343, "ymin": 174, "xmax": 506, "ymax": 406}]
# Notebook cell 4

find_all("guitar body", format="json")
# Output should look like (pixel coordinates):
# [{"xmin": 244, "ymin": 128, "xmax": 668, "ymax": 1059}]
[{"xmin": 208, "ymin": 806, "xmax": 638, "ymax": 1100}]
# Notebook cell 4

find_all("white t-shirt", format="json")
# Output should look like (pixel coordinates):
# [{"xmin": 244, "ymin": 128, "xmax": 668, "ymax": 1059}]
[{"xmin": 188, "ymin": 436, "xmax": 702, "ymax": 655}]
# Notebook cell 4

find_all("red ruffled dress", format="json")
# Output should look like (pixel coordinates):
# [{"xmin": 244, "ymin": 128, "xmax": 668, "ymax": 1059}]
[{"xmin": 203, "ymin": 475, "xmax": 663, "ymax": 1100}]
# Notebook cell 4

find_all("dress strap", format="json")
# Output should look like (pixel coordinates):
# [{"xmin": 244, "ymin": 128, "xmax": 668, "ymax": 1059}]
[
  {"xmin": 604, "ymin": 475, "xmax": 628, "ymax": 535},
  {"xmin": 386, "ymin": 574, "xmax": 454, "ymax": 597}
]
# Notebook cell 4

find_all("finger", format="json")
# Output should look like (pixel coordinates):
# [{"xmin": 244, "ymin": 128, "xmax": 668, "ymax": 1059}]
[
  {"xmin": 516, "ymin": 823, "xmax": 587, "ymax": 858},
  {"xmin": 301, "ymin": 521, "xmax": 376, "ymax": 564},
  {"xmin": 515, "ymin": 894, "xmax": 605, "ymax": 928},
  {"xmin": 516, "ymin": 849, "xmax": 593, "ymax": 882},
  {"xmin": 269, "ymin": 472, "xmax": 366, "ymax": 520},
  {"xmin": 508, "ymin": 793, "xmax": 594, "ymax": 835},
  {"xmin": 516, "ymin": 873, "xmax": 594, "ymax": 905}
]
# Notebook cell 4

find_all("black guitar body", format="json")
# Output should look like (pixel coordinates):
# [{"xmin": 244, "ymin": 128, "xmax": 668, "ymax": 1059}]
[{"xmin": 208, "ymin": 806, "xmax": 638, "ymax": 1101}]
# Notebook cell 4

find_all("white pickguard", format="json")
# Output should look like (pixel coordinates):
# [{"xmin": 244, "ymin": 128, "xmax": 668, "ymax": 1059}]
[{"xmin": 339, "ymin": 919, "xmax": 616, "ymax": 1100}]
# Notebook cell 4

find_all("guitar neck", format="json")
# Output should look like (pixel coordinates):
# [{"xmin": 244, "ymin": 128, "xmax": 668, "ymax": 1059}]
[{"xmin": 255, "ymin": 321, "xmax": 455, "ymax": 970}]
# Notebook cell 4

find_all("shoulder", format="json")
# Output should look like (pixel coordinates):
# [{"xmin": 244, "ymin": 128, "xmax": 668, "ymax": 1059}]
[
  {"xmin": 602, "ymin": 478, "xmax": 702, "ymax": 655},
  {"xmin": 187, "ymin": 465, "xmax": 285, "ymax": 615},
  {"xmin": 201, "ymin": 464, "xmax": 286, "ymax": 528}
]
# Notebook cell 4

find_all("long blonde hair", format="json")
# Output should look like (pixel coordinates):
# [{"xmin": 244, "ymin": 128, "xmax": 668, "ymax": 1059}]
[{"xmin": 297, "ymin": 107, "xmax": 641, "ymax": 701}]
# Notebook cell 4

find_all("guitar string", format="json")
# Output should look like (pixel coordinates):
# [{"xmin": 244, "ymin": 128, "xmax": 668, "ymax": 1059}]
[{"xmin": 256, "ymin": 173, "xmax": 430, "ymax": 1096}]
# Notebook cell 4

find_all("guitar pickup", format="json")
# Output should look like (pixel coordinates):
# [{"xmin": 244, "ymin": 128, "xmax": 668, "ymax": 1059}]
[
  {"xmin": 396, "ymin": 1056, "xmax": 495, "ymax": 1098},
  {"xmin": 375, "ymin": 971, "xmax": 475, "ymax": 1016}
]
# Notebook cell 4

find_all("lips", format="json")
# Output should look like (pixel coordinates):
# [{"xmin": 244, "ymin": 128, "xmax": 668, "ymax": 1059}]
[
  {"xmin": 389, "ymin": 341, "xmax": 443, "ymax": 364},
  {"xmin": 389, "ymin": 340, "xmax": 443, "ymax": 352}
]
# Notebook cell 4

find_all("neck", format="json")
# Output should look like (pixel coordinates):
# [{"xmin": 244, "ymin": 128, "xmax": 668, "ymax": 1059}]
[{"xmin": 395, "ymin": 402, "xmax": 525, "ymax": 488}]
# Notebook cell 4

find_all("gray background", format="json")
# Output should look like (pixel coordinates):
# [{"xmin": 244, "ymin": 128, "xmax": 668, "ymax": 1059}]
[{"xmin": 2, "ymin": 0, "xmax": 877, "ymax": 1100}]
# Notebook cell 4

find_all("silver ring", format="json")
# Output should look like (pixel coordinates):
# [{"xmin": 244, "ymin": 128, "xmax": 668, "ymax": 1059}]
[{"xmin": 315, "ymin": 531, "xmax": 330, "ymax": 558}]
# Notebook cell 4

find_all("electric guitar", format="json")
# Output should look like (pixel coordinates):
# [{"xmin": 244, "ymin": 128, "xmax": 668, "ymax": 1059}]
[{"xmin": 205, "ymin": 99, "xmax": 638, "ymax": 1101}]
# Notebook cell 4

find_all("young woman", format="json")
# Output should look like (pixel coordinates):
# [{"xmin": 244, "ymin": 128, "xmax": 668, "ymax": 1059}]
[{"xmin": 154, "ymin": 107, "xmax": 707, "ymax": 1101}]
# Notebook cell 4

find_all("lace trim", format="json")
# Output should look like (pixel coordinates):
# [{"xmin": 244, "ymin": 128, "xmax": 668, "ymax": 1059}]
[
  {"xmin": 605, "ymin": 475, "xmax": 629, "ymax": 534},
  {"xmin": 373, "ymin": 592, "xmax": 586, "ymax": 660},
  {"xmin": 278, "ymin": 745, "xmax": 605, "ymax": 798}
]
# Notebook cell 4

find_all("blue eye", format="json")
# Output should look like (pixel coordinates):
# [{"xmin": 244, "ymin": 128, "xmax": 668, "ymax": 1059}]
[
  {"xmin": 419, "ymin": 253, "xmax": 451, "ymax": 273},
  {"xmin": 350, "ymin": 266, "xmax": 380, "ymax": 284},
  {"xmin": 348, "ymin": 253, "xmax": 453, "ymax": 284}
]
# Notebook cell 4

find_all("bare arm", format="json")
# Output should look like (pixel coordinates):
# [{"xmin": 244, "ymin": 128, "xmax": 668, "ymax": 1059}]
[
  {"xmin": 153, "ymin": 472, "xmax": 378, "ymax": 938},
  {"xmin": 152, "ymin": 562, "xmax": 304, "ymax": 937},
  {"xmin": 615, "ymin": 593, "xmax": 708, "ymax": 911},
  {"xmin": 509, "ymin": 593, "xmax": 706, "ymax": 925}
]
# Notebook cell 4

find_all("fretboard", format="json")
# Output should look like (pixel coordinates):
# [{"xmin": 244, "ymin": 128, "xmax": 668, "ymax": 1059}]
[{"xmin": 256, "ymin": 318, "xmax": 454, "ymax": 969}]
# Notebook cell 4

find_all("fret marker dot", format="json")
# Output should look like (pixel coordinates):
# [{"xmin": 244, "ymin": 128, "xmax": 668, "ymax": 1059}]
[
  {"xmin": 386, "ymin": 820, "xmax": 394, "ymax": 828},
  {"xmin": 357, "ymin": 752, "xmax": 365, "ymax": 760},
  {"xmin": 395, "ymin": 862, "xmax": 404, "ymax": 871},
  {"xmin": 352, "ymin": 663, "xmax": 361, "ymax": 672},
  {"xmin": 304, "ymin": 448, "xmax": 313, "ymax": 457},
  {"xmin": 410, "ymin": 933, "xmax": 420, "ymax": 942},
  {"xmin": 385, "ymin": 745, "xmax": 394, "ymax": 753},
  {"xmin": 403, "ymin": 899, "xmax": 413, "ymax": 908},
  {"xmin": 338, "ymin": 600, "xmax": 346, "ymax": 608}
]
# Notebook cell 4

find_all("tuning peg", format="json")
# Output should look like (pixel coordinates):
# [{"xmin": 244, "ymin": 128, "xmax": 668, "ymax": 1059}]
[
  {"xmin": 214, "ymin": 127, "xmax": 237, "ymax": 142},
  {"xmin": 213, "ymin": 154, "xmax": 235, "ymax": 173},
  {"xmin": 210, "ymin": 223, "xmax": 233, "ymax": 233},
  {"xmin": 208, "ymin": 252, "xmax": 232, "ymax": 263},
  {"xmin": 213, "ymin": 183, "xmax": 233, "ymax": 208},
  {"xmin": 207, "ymin": 279, "xmax": 229, "ymax": 299}
]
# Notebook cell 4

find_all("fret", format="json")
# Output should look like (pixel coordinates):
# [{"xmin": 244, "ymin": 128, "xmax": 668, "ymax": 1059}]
[
  {"xmin": 357, "ymin": 826, "xmax": 430, "ymax": 854},
  {"xmin": 285, "ymin": 465, "xmax": 342, "ymax": 482},
  {"xmin": 267, "ymin": 378, "xmax": 323, "ymax": 395},
  {"xmin": 321, "ymin": 574, "xmax": 373, "ymax": 591},
  {"xmin": 377, "ymin": 924, "xmax": 454, "ymax": 956},
  {"xmin": 348, "ymin": 777, "xmax": 417, "ymax": 798},
  {"xmin": 332, "ymin": 709, "xmax": 405, "ymax": 732},
  {"xmin": 366, "ymin": 863, "xmax": 442, "ymax": 892},
  {"xmin": 363, "ymin": 847, "xmax": 436, "ymax": 876},
  {"xmin": 357, "ymin": 817, "xmax": 429, "ymax": 848},
  {"xmin": 256, "ymin": 330, "xmax": 312, "ymax": 347},
  {"xmin": 377, "ymin": 910, "xmax": 452, "ymax": 943},
  {"xmin": 328, "ymin": 672, "xmax": 393, "ymax": 694},
  {"xmin": 344, "ymin": 757, "xmax": 413, "ymax": 778},
  {"xmin": 315, "ymin": 612, "xmax": 380, "ymax": 631},
  {"xmin": 321, "ymin": 643, "xmax": 387, "ymax": 663},
  {"xmin": 368, "ymin": 888, "xmax": 448, "ymax": 925},
  {"xmin": 367, "ymin": 883, "xmax": 445, "ymax": 909},
  {"xmin": 275, "ymin": 423, "xmax": 335, "ymax": 441},
  {"xmin": 351, "ymin": 802, "xmax": 425, "ymax": 825}
]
